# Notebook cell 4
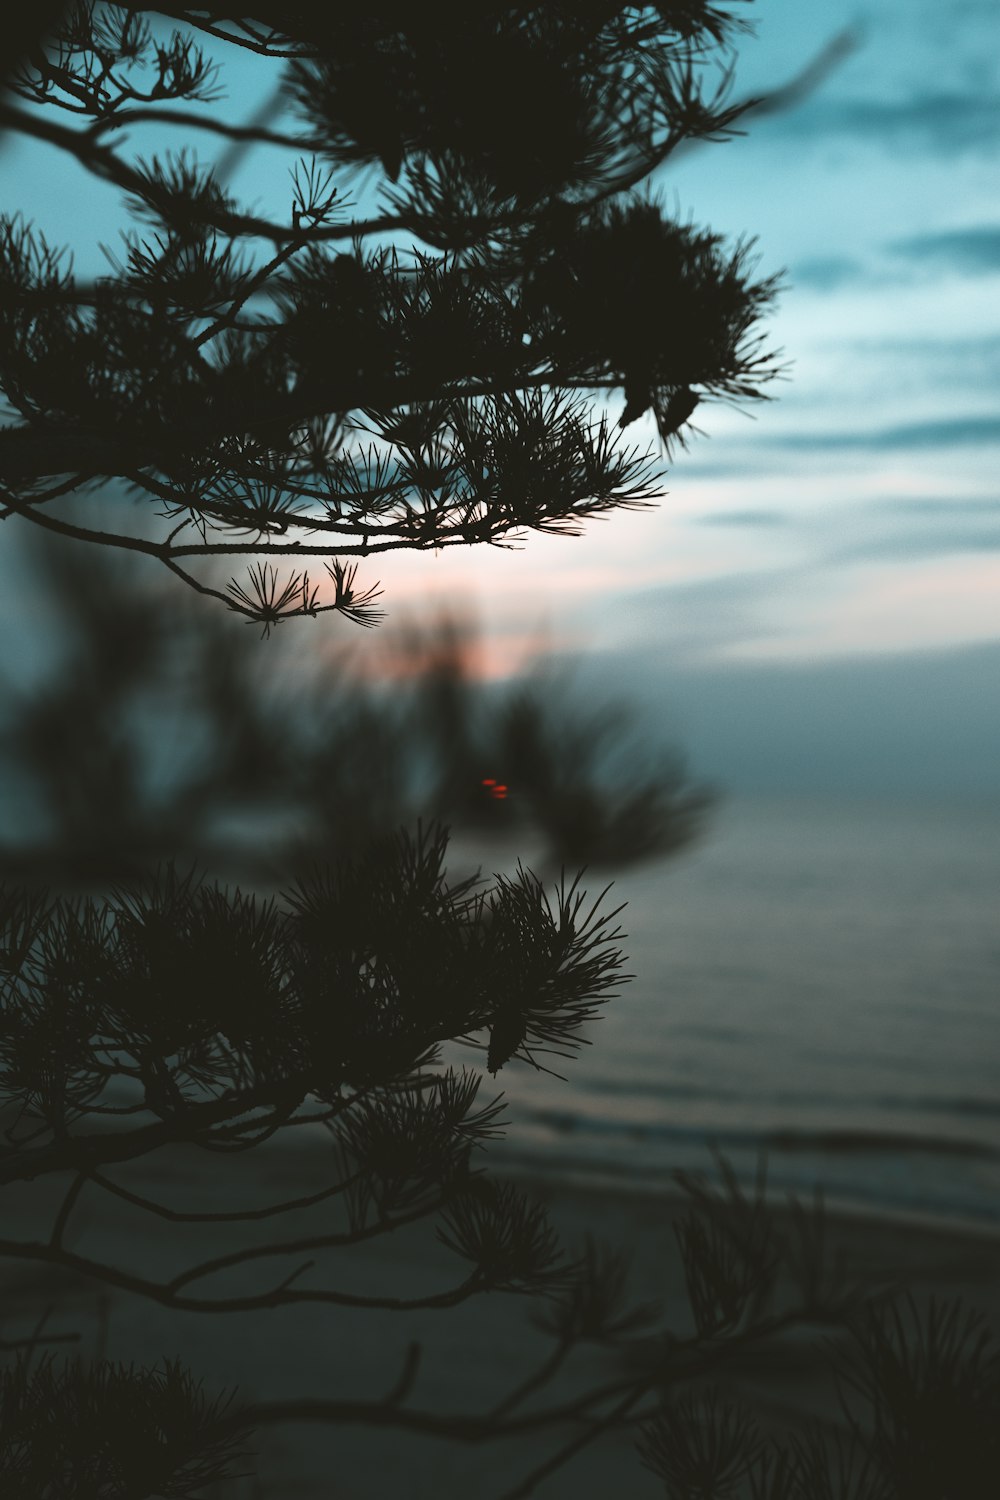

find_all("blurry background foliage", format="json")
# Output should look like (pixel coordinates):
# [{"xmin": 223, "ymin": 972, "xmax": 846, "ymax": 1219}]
[{"xmin": 0, "ymin": 521, "xmax": 713, "ymax": 894}]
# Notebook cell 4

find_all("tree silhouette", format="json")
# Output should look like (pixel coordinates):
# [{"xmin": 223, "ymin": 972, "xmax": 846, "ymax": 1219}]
[
  {"xmin": 1, "ymin": 5, "xmax": 995, "ymax": 1498},
  {"xmin": 0, "ymin": 520, "xmax": 714, "ymax": 894},
  {"xmin": 0, "ymin": 2, "xmax": 782, "ymax": 631}
]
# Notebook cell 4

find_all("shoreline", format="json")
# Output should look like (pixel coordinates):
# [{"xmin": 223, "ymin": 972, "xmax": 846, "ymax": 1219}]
[
  {"xmin": 489, "ymin": 1147, "xmax": 1000, "ymax": 1243},
  {"xmin": 2, "ymin": 1139, "xmax": 999, "ymax": 1497}
]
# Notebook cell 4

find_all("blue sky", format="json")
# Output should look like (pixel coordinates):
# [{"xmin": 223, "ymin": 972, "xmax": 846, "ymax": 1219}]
[
  {"xmin": 2, "ymin": 1, "xmax": 998, "ymax": 798},
  {"xmin": 376, "ymin": 0, "xmax": 1000, "ymax": 797}
]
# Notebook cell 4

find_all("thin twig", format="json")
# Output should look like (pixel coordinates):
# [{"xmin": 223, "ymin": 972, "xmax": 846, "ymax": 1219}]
[
  {"xmin": 49, "ymin": 1171, "xmax": 88, "ymax": 1250},
  {"xmin": 164, "ymin": 1191, "xmax": 456, "ymax": 1294},
  {"xmin": 497, "ymin": 1384, "xmax": 647, "ymax": 1500},
  {"xmin": 87, "ymin": 1165, "xmax": 364, "ymax": 1224},
  {"xmin": 0, "ymin": 1235, "xmax": 487, "ymax": 1314},
  {"xmin": 489, "ymin": 1334, "xmax": 576, "ymax": 1420},
  {"xmin": 382, "ymin": 1341, "xmax": 422, "ymax": 1407}
]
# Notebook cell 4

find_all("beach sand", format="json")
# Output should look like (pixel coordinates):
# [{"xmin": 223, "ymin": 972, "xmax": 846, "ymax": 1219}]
[{"xmin": 3, "ymin": 1137, "xmax": 999, "ymax": 1498}]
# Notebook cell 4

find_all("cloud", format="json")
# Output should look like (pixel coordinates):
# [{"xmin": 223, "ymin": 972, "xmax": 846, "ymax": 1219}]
[
  {"xmin": 870, "ymin": 495, "xmax": 999, "ymax": 517},
  {"xmin": 843, "ymin": 334, "xmax": 1000, "ymax": 379},
  {"xmin": 696, "ymin": 510, "xmax": 787, "ymax": 528},
  {"xmin": 826, "ymin": 527, "xmax": 1000, "ymax": 565},
  {"xmin": 791, "ymin": 229, "xmax": 1000, "ymax": 292},
  {"xmin": 772, "ymin": 415, "xmax": 1000, "ymax": 452},
  {"xmin": 680, "ymin": 416, "xmax": 1000, "ymax": 476},
  {"xmin": 789, "ymin": 255, "xmax": 868, "ymax": 289},
  {"xmin": 888, "ymin": 225, "xmax": 1000, "ymax": 274},
  {"xmin": 759, "ymin": 92, "xmax": 1000, "ymax": 156},
  {"xmin": 597, "ymin": 539, "xmax": 1000, "ymax": 673},
  {"xmin": 671, "ymin": 454, "xmax": 761, "ymax": 480},
  {"xmin": 828, "ymin": 494, "xmax": 1000, "ymax": 564},
  {"xmin": 606, "ymin": 567, "xmax": 797, "ymax": 661}
]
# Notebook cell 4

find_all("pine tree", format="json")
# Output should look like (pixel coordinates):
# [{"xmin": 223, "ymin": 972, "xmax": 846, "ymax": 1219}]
[
  {"xmin": 2, "ymin": 6, "xmax": 995, "ymax": 1498},
  {"xmin": 0, "ymin": 2, "xmax": 781, "ymax": 632},
  {"xmin": 0, "ymin": 520, "xmax": 714, "ymax": 894}
]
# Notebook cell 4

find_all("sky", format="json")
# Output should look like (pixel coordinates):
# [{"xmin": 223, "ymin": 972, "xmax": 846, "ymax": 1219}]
[{"xmin": 2, "ymin": 0, "xmax": 999, "ymax": 800}]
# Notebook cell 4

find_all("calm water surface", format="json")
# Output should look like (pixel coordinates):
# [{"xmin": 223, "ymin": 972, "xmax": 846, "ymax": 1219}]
[{"xmin": 461, "ymin": 796, "xmax": 1000, "ymax": 1228}]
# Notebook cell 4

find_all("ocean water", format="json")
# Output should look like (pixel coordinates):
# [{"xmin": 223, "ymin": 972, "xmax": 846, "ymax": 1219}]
[{"xmin": 462, "ymin": 796, "xmax": 1000, "ymax": 1230}]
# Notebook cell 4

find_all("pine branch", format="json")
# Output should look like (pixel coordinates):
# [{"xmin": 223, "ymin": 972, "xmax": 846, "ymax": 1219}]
[
  {"xmin": 0, "ymin": 4, "xmax": 788, "ymax": 622},
  {"xmin": 0, "ymin": 1233, "xmax": 488, "ymax": 1313}
]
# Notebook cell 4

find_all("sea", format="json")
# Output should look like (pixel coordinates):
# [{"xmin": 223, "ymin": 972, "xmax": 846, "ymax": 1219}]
[{"xmin": 448, "ymin": 795, "xmax": 1000, "ymax": 1232}]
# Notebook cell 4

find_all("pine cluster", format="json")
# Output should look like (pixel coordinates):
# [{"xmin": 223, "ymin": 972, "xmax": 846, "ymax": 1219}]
[{"xmin": 0, "ymin": 2, "xmax": 781, "ymax": 632}]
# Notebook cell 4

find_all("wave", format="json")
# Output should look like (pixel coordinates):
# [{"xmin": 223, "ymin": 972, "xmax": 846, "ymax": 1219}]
[
  {"xmin": 763, "ymin": 1127, "xmax": 998, "ymax": 1158},
  {"xmin": 521, "ymin": 1107, "xmax": 1000, "ymax": 1161},
  {"xmin": 574, "ymin": 1076, "xmax": 1000, "ymax": 1121},
  {"xmin": 491, "ymin": 1142, "xmax": 1000, "ymax": 1231}
]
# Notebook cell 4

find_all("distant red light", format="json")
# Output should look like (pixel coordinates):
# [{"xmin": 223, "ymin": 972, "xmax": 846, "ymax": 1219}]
[{"xmin": 481, "ymin": 778, "xmax": 496, "ymax": 786}]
